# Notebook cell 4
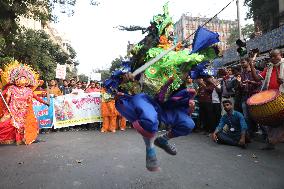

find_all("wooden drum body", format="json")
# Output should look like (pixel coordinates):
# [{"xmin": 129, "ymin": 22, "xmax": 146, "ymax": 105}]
[{"xmin": 247, "ymin": 90, "xmax": 284, "ymax": 127}]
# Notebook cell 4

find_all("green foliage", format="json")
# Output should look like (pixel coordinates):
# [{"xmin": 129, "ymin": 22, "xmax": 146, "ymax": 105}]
[
  {"xmin": 109, "ymin": 56, "xmax": 124, "ymax": 72},
  {"xmin": 0, "ymin": 56, "xmax": 13, "ymax": 65},
  {"xmin": 2, "ymin": 29, "xmax": 77, "ymax": 82},
  {"xmin": 244, "ymin": 0, "xmax": 279, "ymax": 32},
  {"xmin": 0, "ymin": 37, "xmax": 5, "ymax": 51},
  {"xmin": 99, "ymin": 70, "xmax": 111, "ymax": 81},
  {"xmin": 66, "ymin": 67, "xmax": 77, "ymax": 80},
  {"xmin": 227, "ymin": 24, "xmax": 255, "ymax": 46},
  {"xmin": 241, "ymin": 24, "xmax": 255, "ymax": 39},
  {"xmin": 66, "ymin": 44, "xmax": 77, "ymax": 60},
  {"xmin": 0, "ymin": 0, "xmax": 100, "ymax": 82},
  {"xmin": 78, "ymin": 74, "xmax": 89, "ymax": 82},
  {"xmin": 0, "ymin": 0, "xmax": 52, "ymax": 48}
]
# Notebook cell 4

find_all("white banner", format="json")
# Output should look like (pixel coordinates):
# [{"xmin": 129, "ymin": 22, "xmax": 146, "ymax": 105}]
[{"xmin": 53, "ymin": 92, "xmax": 102, "ymax": 128}]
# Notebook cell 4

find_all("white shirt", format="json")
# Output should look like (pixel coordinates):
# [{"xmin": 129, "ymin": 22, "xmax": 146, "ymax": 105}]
[
  {"xmin": 212, "ymin": 84, "xmax": 221, "ymax": 103},
  {"xmin": 72, "ymin": 88, "xmax": 85, "ymax": 95}
]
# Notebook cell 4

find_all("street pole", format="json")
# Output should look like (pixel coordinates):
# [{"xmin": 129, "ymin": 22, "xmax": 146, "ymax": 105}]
[{"xmin": 236, "ymin": 0, "xmax": 242, "ymax": 39}]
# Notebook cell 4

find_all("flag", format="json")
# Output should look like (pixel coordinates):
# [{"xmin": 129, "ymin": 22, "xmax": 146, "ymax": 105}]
[{"xmin": 191, "ymin": 26, "xmax": 220, "ymax": 53}]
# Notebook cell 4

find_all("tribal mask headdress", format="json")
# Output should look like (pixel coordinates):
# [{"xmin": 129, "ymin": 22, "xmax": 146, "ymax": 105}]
[{"xmin": 1, "ymin": 60, "xmax": 39, "ymax": 87}]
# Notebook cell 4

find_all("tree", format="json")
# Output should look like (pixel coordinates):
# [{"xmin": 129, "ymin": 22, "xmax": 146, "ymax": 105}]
[
  {"xmin": 0, "ymin": 0, "xmax": 98, "ymax": 58},
  {"xmin": 66, "ymin": 66, "xmax": 77, "ymax": 80},
  {"xmin": 244, "ymin": 0, "xmax": 279, "ymax": 33},
  {"xmin": 0, "ymin": 0, "xmax": 52, "ymax": 53},
  {"xmin": 78, "ymin": 74, "xmax": 89, "ymax": 82},
  {"xmin": 5, "ymin": 29, "xmax": 77, "ymax": 81},
  {"xmin": 227, "ymin": 24, "xmax": 255, "ymax": 46},
  {"xmin": 109, "ymin": 56, "xmax": 124, "ymax": 72}
]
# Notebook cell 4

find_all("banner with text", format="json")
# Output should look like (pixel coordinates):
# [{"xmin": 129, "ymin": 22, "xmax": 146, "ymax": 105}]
[
  {"xmin": 33, "ymin": 97, "xmax": 54, "ymax": 129},
  {"xmin": 53, "ymin": 92, "xmax": 102, "ymax": 128}
]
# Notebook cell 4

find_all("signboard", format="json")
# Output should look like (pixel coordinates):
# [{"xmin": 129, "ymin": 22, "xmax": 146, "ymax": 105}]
[
  {"xmin": 33, "ymin": 97, "xmax": 54, "ymax": 129},
  {"xmin": 91, "ymin": 73, "xmax": 101, "ymax": 81},
  {"xmin": 55, "ymin": 64, "xmax": 67, "ymax": 79},
  {"xmin": 53, "ymin": 92, "xmax": 102, "ymax": 128}
]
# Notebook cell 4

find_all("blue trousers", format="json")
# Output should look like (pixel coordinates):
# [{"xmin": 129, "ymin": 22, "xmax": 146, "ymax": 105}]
[
  {"xmin": 115, "ymin": 92, "xmax": 195, "ymax": 137},
  {"xmin": 217, "ymin": 131, "xmax": 240, "ymax": 146}
]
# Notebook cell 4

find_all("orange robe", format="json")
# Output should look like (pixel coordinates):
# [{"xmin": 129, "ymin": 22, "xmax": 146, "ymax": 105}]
[
  {"xmin": 49, "ymin": 86, "xmax": 62, "ymax": 97},
  {"xmin": 101, "ymin": 90, "xmax": 118, "ymax": 132},
  {"xmin": 116, "ymin": 112, "xmax": 127, "ymax": 130}
]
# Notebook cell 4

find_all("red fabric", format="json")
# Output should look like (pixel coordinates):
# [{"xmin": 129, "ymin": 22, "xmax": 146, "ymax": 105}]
[
  {"xmin": 0, "ymin": 86, "xmax": 39, "ymax": 145},
  {"xmin": 132, "ymin": 120, "xmax": 155, "ymax": 139},
  {"xmin": 33, "ymin": 93, "xmax": 46, "ymax": 105},
  {"xmin": 0, "ymin": 119, "xmax": 16, "ymax": 144},
  {"xmin": 85, "ymin": 88, "xmax": 101, "ymax": 93},
  {"xmin": 259, "ymin": 67, "xmax": 281, "ymax": 90}
]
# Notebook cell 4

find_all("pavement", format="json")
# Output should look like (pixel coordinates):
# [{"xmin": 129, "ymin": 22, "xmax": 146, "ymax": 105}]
[{"xmin": 0, "ymin": 129, "xmax": 283, "ymax": 189}]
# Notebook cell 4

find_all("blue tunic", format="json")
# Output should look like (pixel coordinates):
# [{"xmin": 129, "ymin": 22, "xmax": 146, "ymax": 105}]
[{"xmin": 115, "ymin": 89, "xmax": 195, "ymax": 137}]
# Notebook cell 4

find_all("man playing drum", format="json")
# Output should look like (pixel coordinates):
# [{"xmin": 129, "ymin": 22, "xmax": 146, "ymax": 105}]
[{"xmin": 249, "ymin": 49, "xmax": 284, "ymax": 149}]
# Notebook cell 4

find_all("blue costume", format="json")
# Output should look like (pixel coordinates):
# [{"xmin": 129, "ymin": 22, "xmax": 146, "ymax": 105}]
[
  {"xmin": 104, "ymin": 3, "xmax": 220, "ymax": 171},
  {"xmin": 116, "ymin": 89, "xmax": 196, "ymax": 138}
]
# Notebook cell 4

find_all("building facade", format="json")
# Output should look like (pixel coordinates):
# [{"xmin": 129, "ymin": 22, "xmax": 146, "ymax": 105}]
[
  {"xmin": 174, "ymin": 14, "xmax": 238, "ymax": 51},
  {"xmin": 19, "ymin": 17, "xmax": 71, "ymax": 55}
]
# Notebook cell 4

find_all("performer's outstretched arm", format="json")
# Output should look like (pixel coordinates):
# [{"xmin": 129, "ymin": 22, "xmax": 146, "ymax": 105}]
[{"xmin": 33, "ymin": 93, "xmax": 49, "ymax": 106}]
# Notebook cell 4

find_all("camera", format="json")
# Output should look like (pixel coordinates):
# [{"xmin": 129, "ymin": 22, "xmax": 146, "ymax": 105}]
[{"xmin": 248, "ymin": 48, "xmax": 260, "ymax": 57}]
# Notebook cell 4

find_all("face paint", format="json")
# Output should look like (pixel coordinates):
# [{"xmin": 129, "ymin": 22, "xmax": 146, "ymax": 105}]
[{"xmin": 16, "ymin": 76, "xmax": 28, "ymax": 87}]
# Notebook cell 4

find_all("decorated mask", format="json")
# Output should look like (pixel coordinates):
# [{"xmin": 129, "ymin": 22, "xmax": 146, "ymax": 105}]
[
  {"xmin": 0, "ymin": 60, "xmax": 39, "ymax": 87},
  {"xmin": 16, "ymin": 76, "xmax": 29, "ymax": 87}
]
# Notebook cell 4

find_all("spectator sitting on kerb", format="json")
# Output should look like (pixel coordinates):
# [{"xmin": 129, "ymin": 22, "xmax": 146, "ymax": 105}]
[{"xmin": 212, "ymin": 100, "xmax": 247, "ymax": 149}]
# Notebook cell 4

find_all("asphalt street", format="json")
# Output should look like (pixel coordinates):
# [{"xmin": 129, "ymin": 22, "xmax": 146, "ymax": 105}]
[{"xmin": 0, "ymin": 129, "xmax": 283, "ymax": 189}]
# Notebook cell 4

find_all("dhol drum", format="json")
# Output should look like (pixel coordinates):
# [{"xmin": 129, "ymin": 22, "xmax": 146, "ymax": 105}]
[{"xmin": 247, "ymin": 89, "xmax": 284, "ymax": 127}]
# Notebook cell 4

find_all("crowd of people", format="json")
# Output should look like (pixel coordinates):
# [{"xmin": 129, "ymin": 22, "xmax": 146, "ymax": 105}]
[
  {"xmin": 1, "ymin": 1, "xmax": 282, "ymax": 173},
  {"xmin": 2, "ymin": 48, "xmax": 281, "ymax": 152},
  {"xmin": 32, "ymin": 49, "xmax": 284, "ymax": 152},
  {"xmin": 35, "ymin": 78, "xmax": 127, "ymax": 133},
  {"xmin": 186, "ymin": 49, "xmax": 284, "ymax": 150}
]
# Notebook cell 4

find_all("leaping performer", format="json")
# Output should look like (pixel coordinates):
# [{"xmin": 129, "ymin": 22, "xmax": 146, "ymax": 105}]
[
  {"xmin": 0, "ymin": 60, "xmax": 49, "ymax": 145},
  {"xmin": 104, "ymin": 3, "xmax": 221, "ymax": 171}
]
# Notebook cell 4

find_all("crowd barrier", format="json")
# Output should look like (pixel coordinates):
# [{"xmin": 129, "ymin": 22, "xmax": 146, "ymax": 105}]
[{"xmin": 33, "ymin": 92, "xmax": 102, "ymax": 129}]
